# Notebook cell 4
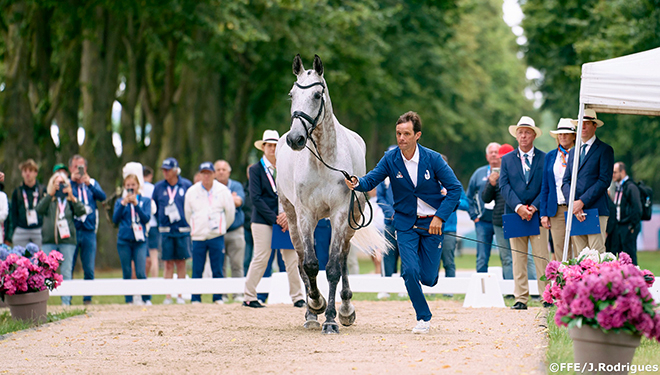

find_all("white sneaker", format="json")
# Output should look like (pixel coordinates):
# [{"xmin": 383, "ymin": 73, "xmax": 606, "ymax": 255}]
[
  {"xmin": 412, "ymin": 320, "xmax": 430, "ymax": 334},
  {"xmin": 215, "ymin": 300, "xmax": 224, "ymax": 305},
  {"xmin": 233, "ymin": 294, "xmax": 245, "ymax": 302},
  {"xmin": 163, "ymin": 298, "xmax": 173, "ymax": 305},
  {"xmin": 133, "ymin": 299, "xmax": 145, "ymax": 306},
  {"xmin": 145, "ymin": 300, "xmax": 153, "ymax": 306},
  {"xmin": 377, "ymin": 292, "xmax": 390, "ymax": 300},
  {"xmin": 176, "ymin": 297, "xmax": 186, "ymax": 305},
  {"xmin": 191, "ymin": 301, "xmax": 201, "ymax": 305}
]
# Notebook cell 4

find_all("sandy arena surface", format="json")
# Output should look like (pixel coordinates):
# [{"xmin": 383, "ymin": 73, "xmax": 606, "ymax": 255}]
[{"xmin": 1, "ymin": 300, "xmax": 548, "ymax": 374}]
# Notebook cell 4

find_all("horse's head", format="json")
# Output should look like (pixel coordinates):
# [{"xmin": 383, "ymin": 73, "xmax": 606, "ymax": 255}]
[{"xmin": 287, "ymin": 54, "xmax": 327, "ymax": 151}]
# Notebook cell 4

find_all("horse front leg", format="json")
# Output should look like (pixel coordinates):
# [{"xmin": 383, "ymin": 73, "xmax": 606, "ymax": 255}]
[
  {"xmin": 338, "ymin": 235, "xmax": 356, "ymax": 327},
  {"xmin": 322, "ymin": 225, "xmax": 346, "ymax": 335}
]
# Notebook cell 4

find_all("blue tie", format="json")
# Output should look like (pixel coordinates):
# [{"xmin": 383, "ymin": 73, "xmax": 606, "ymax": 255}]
[
  {"xmin": 579, "ymin": 144, "xmax": 588, "ymax": 166},
  {"xmin": 523, "ymin": 154, "xmax": 531, "ymax": 183}
]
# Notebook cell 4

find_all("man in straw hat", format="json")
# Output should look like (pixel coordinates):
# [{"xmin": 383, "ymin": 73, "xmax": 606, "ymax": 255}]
[
  {"xmin": 561, "ymin": 109, "xmax": 614, "ymax": 253},
  {"xmin": 540, "ymin": 119, "xmax": 577, "ymax": 264},
  {"xmin": 243, "ymin": 130, "xmax": 305, "ymax": 308},
  {"xmin": 499, "ymin": 116, "xmax": 548, "ymax": 310}
]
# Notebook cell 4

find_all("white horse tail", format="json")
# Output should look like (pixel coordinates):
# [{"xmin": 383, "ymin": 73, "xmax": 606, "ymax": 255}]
[{"xmin": 350, "ymin": 223, "xmax": 393, "ymax": 260}]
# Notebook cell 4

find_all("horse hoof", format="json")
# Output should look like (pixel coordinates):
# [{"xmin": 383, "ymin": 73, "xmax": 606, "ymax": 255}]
[
  {"xmin": 322, "ymin": 322, "xmax": 340, "ymax": 335},
  {"xmin": 307, "ymin": 295, "xmax": 327, "ymax": 315},
  {"xmin": 304, "ymin": 320, "xmax": 321, "ymax": 330},
  {"xmin": 338, "ymin": 307, "xmax": 356, "ymax": 327}
]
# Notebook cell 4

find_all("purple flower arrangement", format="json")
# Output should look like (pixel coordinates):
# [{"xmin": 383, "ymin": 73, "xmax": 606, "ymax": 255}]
[
  {"xmin": 543, "ymin": 248, "xmax": 659, "ymax": 341},
  {"xmin": 0, "ymin": 243, "xmax": 63, "ymax": 300}
]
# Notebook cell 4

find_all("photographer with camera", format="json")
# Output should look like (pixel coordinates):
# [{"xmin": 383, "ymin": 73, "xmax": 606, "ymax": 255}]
[
  {"xmin": 113, "ymin": 173, "xmax": 152, "ymax": 305},
  {"xmin": 37, "ymin": 172, "xmax": 86, "ymax": 305},
  {"xmin": 69, "ymin": 155, "xmax": 107, "ymax": 305}
]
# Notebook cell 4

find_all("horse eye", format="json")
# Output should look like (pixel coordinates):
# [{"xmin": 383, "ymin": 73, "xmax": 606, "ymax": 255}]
[{"xmin": 314, "ymin": 92, "xmax": 322, "ymax": 99}]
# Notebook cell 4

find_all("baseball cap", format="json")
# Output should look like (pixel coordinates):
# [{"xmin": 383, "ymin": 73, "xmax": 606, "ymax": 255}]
[
  {"xmin": 198, "ymin": 162, "xmax": 215, "ymax": 173},
  {"xmin": 161, "ymin": 157, "xmax": 179, "ymax": 170},
  {"xmin": 53, "ymin": 163, "xmax": 69, "ymax": 174},
  {"xmin": 498, "ymin": 144, "xmax": 515, "ymax": 158}
]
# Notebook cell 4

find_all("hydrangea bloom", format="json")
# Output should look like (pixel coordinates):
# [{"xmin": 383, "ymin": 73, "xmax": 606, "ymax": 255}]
[
  {"xmin": 546, "ymin": 248, "xmax": 659, "ymax": 342},
  {"xmin": 0, "ymin": 246, "xmax": 63, "ymax": 299}
]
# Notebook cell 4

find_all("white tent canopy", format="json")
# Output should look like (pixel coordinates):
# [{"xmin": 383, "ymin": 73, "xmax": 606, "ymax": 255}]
[
  {"xmin": 563, "ymin": 47, "xmax": 660, "ymax": 261},
  {"xmin": 580, "ymin": 47, "xmax": 660, "ymax": 116}
]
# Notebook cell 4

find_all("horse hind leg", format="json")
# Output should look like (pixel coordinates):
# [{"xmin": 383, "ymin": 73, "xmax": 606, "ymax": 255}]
[{"xmin": 337, "ymin": 237, "xmax": 356, "ymax": 327}]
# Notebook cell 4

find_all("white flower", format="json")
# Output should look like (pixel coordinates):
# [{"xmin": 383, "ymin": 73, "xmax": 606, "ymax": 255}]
[
  {"xmin": 578, "ymin": 247, "xmax": 600, "ymax": 263},
  {"xmin": 600, "ymin": 252, "xmax": 616, "ymax": 262}
]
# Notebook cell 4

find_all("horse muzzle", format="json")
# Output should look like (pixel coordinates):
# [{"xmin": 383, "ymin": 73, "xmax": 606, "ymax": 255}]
[{"xmin": 286, "ymin": 133, "xmax": 307, "ymax": 151}]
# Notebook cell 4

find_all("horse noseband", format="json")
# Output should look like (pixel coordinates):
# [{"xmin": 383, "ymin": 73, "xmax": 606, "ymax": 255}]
[{"xmin": 291, "ymin": 81, "xmax": 326, "ymax": 138}]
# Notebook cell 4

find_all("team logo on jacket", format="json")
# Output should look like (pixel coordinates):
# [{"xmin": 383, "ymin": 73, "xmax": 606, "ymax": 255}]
[
  {"xmin": 424, "ymin": 170, "xmax": 430, "ymax": 180},
  {"xmin": 396, "ymin": 171, "xmax": 403, "ymax": 179}
]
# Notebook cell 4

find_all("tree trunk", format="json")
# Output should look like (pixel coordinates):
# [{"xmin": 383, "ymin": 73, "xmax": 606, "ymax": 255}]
[{"xmin": 0, "ymin": 1, "xmax": 36, "ymax": 188}]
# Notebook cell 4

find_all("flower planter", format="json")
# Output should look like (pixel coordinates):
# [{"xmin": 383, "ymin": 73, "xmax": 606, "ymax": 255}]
[
  {"xmin": 570, "ymin": 326, "xmax": 641, "ymax": 375},
  {"xmin": 4, "ymin": 289, "xmax": 49, "ymax": 323}
]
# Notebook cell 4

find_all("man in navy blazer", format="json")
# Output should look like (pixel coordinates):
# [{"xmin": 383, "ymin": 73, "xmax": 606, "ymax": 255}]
[
  {"xmin": 346, "ymin": 111, "xmax": 462, "ymax": 334},
  {"xmin": 499, "ymin": 116, "xmax": 549, "ymax": 310},
  {"xmin": 561, "ymin": 109, "xmax": 614, "ymax": 253}
]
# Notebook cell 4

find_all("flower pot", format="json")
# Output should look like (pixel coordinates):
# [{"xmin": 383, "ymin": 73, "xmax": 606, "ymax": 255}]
[
  {"xmin": 4, "ymin": 289, "xmax": 49, "ymax": 323},
  {"xmin": 570, "ymin": 326, "xmax": 641, "ymax": 375}
]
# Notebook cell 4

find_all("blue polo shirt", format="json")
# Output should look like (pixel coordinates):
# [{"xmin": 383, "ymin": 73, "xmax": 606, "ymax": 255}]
[
  {"xmin": 152, "ymin": 177, "xmax": 192, "ymax": 235},
  {"xmin": 71, "ymin": 179, "xmax": 107, "ymax": 232},
  {"xmin": 225, "ymin": 178, "xmax": 245, "ymax": 232}
]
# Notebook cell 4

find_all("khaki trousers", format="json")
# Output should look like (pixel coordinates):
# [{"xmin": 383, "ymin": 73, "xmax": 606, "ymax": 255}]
[
  {"xmin": 244, "ymin": 223, "xmax": 304, "ymax": 303},
  {"xmin": 549, "ymin": 205, "xmax": 575, "ymax": 262},
  {"xmin": 224, "ymin": 227, "xmax": 246, "ymax": 278},
  {"xmin": 572, "ymin": 216, "xmax": 608, "ymax": 254},
  {"xmin": 510, "ymin": 227, "xmax": 549, "ymax": 305}
]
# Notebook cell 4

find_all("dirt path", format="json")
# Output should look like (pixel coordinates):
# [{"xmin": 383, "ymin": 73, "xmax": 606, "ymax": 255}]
[{"xmin": 1, "ymin": 300, "xmax": 548, "ymax": 374}]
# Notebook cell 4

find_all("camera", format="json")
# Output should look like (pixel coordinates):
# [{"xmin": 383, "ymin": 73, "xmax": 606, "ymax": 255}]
[
  {"xmin": 492, "ymin": 167, "xmax": 500, "ymax": 174},
  {"xmin": 78, "ymin": 165, "xmax": 85, "ymax": 176},
  {"xmin": 127, "ymin": 188, "xmax": 135, "ymax": 195}
]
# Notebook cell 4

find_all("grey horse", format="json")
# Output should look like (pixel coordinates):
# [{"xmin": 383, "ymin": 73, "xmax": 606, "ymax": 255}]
[{"xmin": 276, "ymin": 54, "xmax": 388, "ymax": 334}]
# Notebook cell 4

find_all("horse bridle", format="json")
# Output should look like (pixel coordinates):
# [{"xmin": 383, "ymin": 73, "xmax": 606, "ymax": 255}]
[{"xmin": 291, "ymin": 81, "xmax": 326, "ymax": 138}]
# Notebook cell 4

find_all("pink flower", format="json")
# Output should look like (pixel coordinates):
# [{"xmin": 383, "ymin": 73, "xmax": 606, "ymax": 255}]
[
  {"xmin": 545, "ymin": 261, "xmax": 561, "ymax": 281},
  {"xmin": 642, "ymin": 270, "xmax": 655, "ymax": 288},
  {"xmin": 618, "ymin": 252, "xmax": 633, "ymax": 265},
  {"xmin": 570, "ymin": 296, "xmax": 595, "ymax": 319}
]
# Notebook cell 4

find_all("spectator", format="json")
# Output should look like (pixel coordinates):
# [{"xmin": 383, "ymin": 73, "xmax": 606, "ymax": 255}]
[
  {"xmin": 112, "ymin": 172, "xmax": 152, "ymax": 305},
  {"xmin": 242, "ymin": 165, "xmax": 254, "ymax": 274},
  {"xmin": 0, "ymin": 176, "xmax": 7, "ymax": 244},
  {"xmin": 467, "ymin": 143, "xmax": 500, "ymax": 273},
  {"xmin": 153, "ymin": 157, "xmax": 193, "ymax": 305},
  {"xmin": 68, "ymin": 155, "xmax": 107, "ymax": 305},
  {"xmin": 185, "ymin": 162, "xmax": 236, "ymax": 304},
  {"xmin": 499, "ymin": 116, "xmax": 548, "ymax": 310},
  {"xmin": 53, "ymin": 163, "xmax": 69, "ymax": 177},
  {"xmin": 37, "ymin": 172, "xmax": 86, "ymax": 305},
  {"xmin": 214, "ymin": 160, "xmax": 246, "ymax": 301},
  {"xmin": 540, "ymin": 119, "xmax": 577, "ymax": 262},
  {"xmin": 439, "ymin": 186, "xmax": 469, "ymax": 280},
  {"xmin": 243, "ymin": 130, "xmax": 305, "ymax": 308},
  {"xmin": 9, "ymin": 159, "xmax": 45, "ymax": 247},
  {"xmin": 610, "ymin": 162, "xmax": 642, "ymax": 264},
  {"xmin": 142, "ymin": 166, "xmax": 160, "ymax": 278},
  {"xmin": 562, "ymin": 109, "xmax": 614, "ymax": 253},
  {"xmin": 481, "ymin": 144, "xmax": 515, "ymax": 280}
]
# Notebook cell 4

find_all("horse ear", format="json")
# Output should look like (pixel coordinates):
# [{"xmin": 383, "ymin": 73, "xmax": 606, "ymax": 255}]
[
  {"xmin": 293, "ymin": 54, "xmax": 304, "ymax": 76},
  {"xmin": 313, "ymin": 54, "xmax": 323, "ymax": 76}
]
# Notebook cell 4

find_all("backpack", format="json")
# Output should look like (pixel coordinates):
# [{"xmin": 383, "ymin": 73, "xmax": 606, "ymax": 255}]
[{"xmin": 636, "ymin": 180, "xmax": 653, "ymax": 221}]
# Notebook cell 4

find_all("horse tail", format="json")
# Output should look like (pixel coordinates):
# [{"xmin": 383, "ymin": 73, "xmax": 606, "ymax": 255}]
[{"xmin": 350, "ymin": 223, "xmax": 393, "ymax": 260}]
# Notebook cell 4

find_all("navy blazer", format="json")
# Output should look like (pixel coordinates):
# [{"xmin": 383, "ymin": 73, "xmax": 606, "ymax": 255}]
[
  {"xmin": 561, "ymin": 137, "xmax": 614, "ymax": 217},
  {"xmin": 249, "ymin": 161, "xmax": 279, "ymax": 226},
  {"xmin": 499, "ymin": 147, "xmax": 546, "ymax": 215},
  {"xmin": 355, "ymin": 145, "xmax": 463, "ymax": 231},
  {"xmin": 540, "ymin": 148, "xmax": 566, "ymax": 218}
]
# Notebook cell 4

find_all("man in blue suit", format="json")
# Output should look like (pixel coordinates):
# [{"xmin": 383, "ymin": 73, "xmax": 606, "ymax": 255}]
[
  {"xmin": 562, "ymin": 109, "xmax": 614, "ymax": 253},
  {"xmin": 345, "ymin": 111, "xmax": 462, "ymax": 334},
  {"xmin": 500, "ymin": 116, "xmax": 548, "ymax": 310}
]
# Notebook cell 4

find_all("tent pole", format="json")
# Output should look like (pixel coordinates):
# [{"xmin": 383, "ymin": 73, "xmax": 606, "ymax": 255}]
[{"xmin": 562, "ymin": 102, "xmax": 586, "ymax": 262}]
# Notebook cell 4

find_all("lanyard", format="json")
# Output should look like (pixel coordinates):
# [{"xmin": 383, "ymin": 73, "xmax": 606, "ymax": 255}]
[
  {"xmin": 22, "ymin": 188, "xmax": 37, "ymax": 210},
  {"xmin": 78, "ymin": 185, "xmax": 89, "ymax": 205},
  {"xmin": 167, "ymin": 186, "xmax": 178, "ymax": 204},
  {"xmin": 260, "ymin": 157, "xmax": 277, "ymax": 194},
  {"xmin": 57, "ymin": 198, "xmax": 67, "ymax": 217},
  {"xmin": 130, "ymin": 203, "xmax": 139, "ymax": 224},
  {"xmin": 558, "ymin": 145, "xmax": 569, "ymax": 167}
]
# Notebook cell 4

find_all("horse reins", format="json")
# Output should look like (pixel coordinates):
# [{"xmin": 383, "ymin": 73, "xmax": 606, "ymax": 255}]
[
  {"xmin": 291, "ymin": 80, "xmax": 373, "ymax": 231},
  {"xmin": 413, "ymin": 226, "xmax": 550, "ymax": 262}
]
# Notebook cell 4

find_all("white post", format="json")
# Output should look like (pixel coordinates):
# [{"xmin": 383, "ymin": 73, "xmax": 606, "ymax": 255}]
[{"xmin": 562, "ymin": 102, "xmax": 586, "ymax": 262}]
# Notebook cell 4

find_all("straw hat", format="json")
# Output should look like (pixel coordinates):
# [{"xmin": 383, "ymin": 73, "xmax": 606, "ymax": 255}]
[
  {"xmin": 508, "ymin": 116, "xmax": 542, "ymax": 138},
  {"xmin": 570, "ymin": 108, "xmax": 604, "ymax": 127},
  {"xmin": 550, "ymin": 118, "xmax": 577, "ymax": 138},
  {"xmin": 254, "ymin": 130, "xmax": 280, "ymax": 151}
]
